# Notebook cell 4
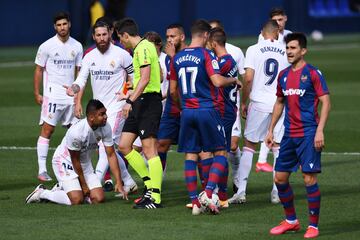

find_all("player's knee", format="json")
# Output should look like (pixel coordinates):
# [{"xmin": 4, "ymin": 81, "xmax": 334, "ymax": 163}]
[
  {"xmin": 274, "ymin": 173, "xmax": 288, "ymax": 185},
  {"xmin": 118, "ymin": 143, "xmax": 131, "ymax": 156},
  {"xmin": 91, "ymin": 195, "xmax": 105, "ymax": 204},
  {"xmin": 41, "ymin": 124, "xmax": 55, "ymax": 138},
  {"xmin": 157, "ymin": 140, "xmax": 170, "ymax": 152},
  {"xmin": 302, "ymin": 173, "xmax": 317, "ymax": 186},
  {"xmin": 69, "ymin": 195, "xmax": 84, "ymax": 205}
]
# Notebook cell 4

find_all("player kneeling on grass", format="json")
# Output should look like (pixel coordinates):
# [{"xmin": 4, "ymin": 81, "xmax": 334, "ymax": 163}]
[{"xmin": 26, "ymin": 99, "xmax": 128, "ymax": 205}]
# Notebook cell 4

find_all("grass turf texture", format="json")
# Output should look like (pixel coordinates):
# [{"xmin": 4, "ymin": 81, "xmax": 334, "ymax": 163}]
[{"xmin": 0, "ymin": 34, "xmax": 359, "ymax": 239}]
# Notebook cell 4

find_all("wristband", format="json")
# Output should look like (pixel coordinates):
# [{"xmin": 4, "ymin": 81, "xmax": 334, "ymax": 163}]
[{"xmin": 126, "ymin": 98, "xmax": 134, "ymax": 106}]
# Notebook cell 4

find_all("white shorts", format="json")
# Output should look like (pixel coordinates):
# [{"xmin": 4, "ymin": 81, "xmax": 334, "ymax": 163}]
[
  {"xmin": 244, "ymin": 104, "xmax": 284, "ymax": 143},
  {"xmin": 133, "ymin": 136, "xmax": 142, "ymax": 148},
  {"xmin": 107, "ymin": 109, "xmax": 126, "ymax": 145},
  {"xmin": 52, "ymin": 146, "xmax": 102, "ymax": 193},
  {"xmin": 231, "ymin": 110, "xmax": 242, "ymax": 138},
  {"xmin": 39, "ymin": 97, "xmax": 76, "ymax": 127}
]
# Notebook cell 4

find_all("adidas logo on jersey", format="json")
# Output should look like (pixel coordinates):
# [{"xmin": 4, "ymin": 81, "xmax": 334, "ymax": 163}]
[
  {"xmin": 282, "ymin": 88, "xmax": 306, "ymax": 97},
  {"xmin": 91, "ymin": 62, "xmax": 96, "ymax": 66},
  {"xmin": 55, "ymin": 53, "xmax": 60, "ymax": 57}
]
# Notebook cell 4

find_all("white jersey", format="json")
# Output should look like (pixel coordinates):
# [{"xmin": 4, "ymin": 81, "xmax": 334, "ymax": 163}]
[
  {"xmin": 225, "ymin": 43, "xmax": 245, "ymax": 75},
  {"xmin": 74, "ymin": 44, "xmax": 133, "ymax": 113},
  {"xmin": 258, "ymin": 29, "xmax": 292, "ymax": 46},
  {"xmin": 159, "ymin": 52, "xmax": 169, "ymax": 98},
  {"xmin": 59, "ymin": 118, "xmax": 113, "ymax": 165},
  {"xmin": 244, "ymin": 39, "xmax": 289, "ymax": 112},
  {"xmin": 35, "ymin": 35, "xmax": 83, "ymax": 104}
]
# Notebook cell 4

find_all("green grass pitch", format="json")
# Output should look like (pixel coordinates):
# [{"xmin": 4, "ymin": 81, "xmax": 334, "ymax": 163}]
[{"xmin": 0, "ymin": 34, "xmax": 359, "ymax": 239}]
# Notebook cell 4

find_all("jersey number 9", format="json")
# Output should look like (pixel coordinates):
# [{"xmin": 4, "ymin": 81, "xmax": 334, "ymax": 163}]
[{"xmin": 264, "ymin": 58, "xmax": 279, "ymax": 86}]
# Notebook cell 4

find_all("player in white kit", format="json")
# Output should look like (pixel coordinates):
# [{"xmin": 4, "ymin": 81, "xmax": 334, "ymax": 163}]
[
  {"xmin": 65, "ymin": 21, "xmax": 137, "ymax": 196},
  {"xmin": 25, "ymin": 99, "xmax": 127, "ymax": 205},
  {"xmin": 209, "ymin": 20, "xmax": 245, "ymax": 193},
  {"xmin": 228, "ymin": 20, "xmax": 289, "ymax": 204},
  {"xmin": 34, "ymin": 12, "xmax": 83, "ymax": 182},
  {"xmin": 257, "ymin": 7, "xmax": 292, "ymax": 171}
]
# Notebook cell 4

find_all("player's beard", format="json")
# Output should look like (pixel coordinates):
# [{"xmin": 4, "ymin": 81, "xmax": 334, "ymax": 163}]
[
  {"xmin": 57, "ymin": 29, "xmax": 69, "ymax": 39},
  {"xmin": 96, "ymin": 39, "xmax": 110, "ymax": 54}
]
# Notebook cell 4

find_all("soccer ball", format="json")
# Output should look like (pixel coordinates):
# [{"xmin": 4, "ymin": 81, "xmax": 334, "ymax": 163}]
[
  {"xmin": 212, "ymin": 193, "xmax": 220, "ymax": 208},
  {"xmin": 311, "ymin": 30, "xmax": 324, "ymax": 42}
]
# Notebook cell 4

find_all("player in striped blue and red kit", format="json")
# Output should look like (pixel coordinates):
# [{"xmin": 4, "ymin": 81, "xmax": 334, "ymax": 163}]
[
  {"xmin": 265, "ymin": 33, "xmax": 331, "ymax": 238},
  {"xmin": 169, "ymin": 20, "xmax": 241, "ymax": 215},
  {"xmin": 208, "ymin": 27, "xmax": 239, "ymax": 206}
]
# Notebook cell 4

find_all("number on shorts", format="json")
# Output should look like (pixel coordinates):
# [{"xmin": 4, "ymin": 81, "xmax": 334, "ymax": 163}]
[
  {"xmin": 48, "ymin": 103, "xmax": 57, "ymax": 113},
  {"xmin": 178, "ymin": 67, "xmax": 198, "ymax": 94},
  {"xmin": 264, "ymin": 58, "xmax": 279, "ymax": 86},
  {"xmin": 229, "ymin": 85, "xmax": 237, "ymax": 103},
  {"xmin": 62, "ymin": 163, "xmax": 73, "ymax": 171}
]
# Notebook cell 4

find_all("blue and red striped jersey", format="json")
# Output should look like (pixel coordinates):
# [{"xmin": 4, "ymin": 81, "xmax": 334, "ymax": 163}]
[
  {"xmin": 217, "ymin": 54, "xmax": 238, "ymax": 118},
  {"xmin": 276, "ymin": 63, "xmax": 329, "ymax": 137},
  {"xmin": 164, "ymin": 55, "xmax": 181, "ymax": 117},
  {"xmin": 170, "ymin": 47, "xmax": 220, "ymax": 109}
]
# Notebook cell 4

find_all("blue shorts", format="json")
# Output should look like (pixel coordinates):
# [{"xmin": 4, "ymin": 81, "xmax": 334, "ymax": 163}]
[
  {"xmin": 177, "ymin": 108, "xmax": 226, "ymax": 153},
  {"xmin": 157, "ymin": 112, "xmax": 180, "ymax": 144},
  {"xmin": 222, "ymin": 114, "xmax": 236, "ymax": 152},
  {"xmin": 275, "ymin": 135, "xmax": 321, "ymax": 173}
]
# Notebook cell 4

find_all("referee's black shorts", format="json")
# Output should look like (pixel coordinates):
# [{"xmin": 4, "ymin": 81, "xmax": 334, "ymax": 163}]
[{"xmin": 122, "ymin": 92, "xmax": 162, "ymax": 140}]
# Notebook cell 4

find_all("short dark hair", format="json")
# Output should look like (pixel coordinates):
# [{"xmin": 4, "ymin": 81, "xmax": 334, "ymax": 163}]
[
  {"xmin": 269, "ymin": 7, "xmax": 286, "ymax": 18},
  {"xmin": 114, "ymin": 18, "xmax": 139, "ymax": 37},
  {"xmin": 95, "ymin": 16, "xmax": 113, "ymax": 29},
  {"xmin": 53, "ymin": 11, "xmax": 70, "ymax": 24},
  {"xmin": 144, "ymin": 31, "xmax": 162, "ymax": 47},
  {"xmin": 285, "ymin": 32, "xmax": 307, "ymax": 49},
  {"xmin": 86, "ymin": 99, "xmax": 105, "ymax": 116},
  {"xmin": 92, "ymin": 20, "xmax": 110, "ymax": 34},
  {"xmin": 208, "ymin": 19, "xmax": 224, "ymax": 30},
  {"xmin": 262, "ymin": 19, "xmax": 279, "ymax": 34},
  {"xmin": 190, "ymin": 19, "xmax": 211, "ymax": 37},
  {"xmin": 209, "ymin": 27, "xmax": 226, "ymax": 46},
  {"xmin": 166, "ymin": 23, "xmax": 185, "ymax": 34}
]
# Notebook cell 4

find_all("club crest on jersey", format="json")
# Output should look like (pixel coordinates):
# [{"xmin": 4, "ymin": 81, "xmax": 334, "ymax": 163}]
[
  {"xmin": 301, "ymin": 74, "xmax": 308, "ymax": 82},
  {"xmin": 110, "ymin": 60, "xmax": 115, "ymax": 68},
  {"xmin": 96, "ymin": 136, "xmax": 101, "ymax": 142},
  {"xmin": 212, "ymin": 59, "xmax": 219, "ymax": 70},
  {"xmin": 72, "ymin": 140, "xmax": 80, "ymax": 149}
]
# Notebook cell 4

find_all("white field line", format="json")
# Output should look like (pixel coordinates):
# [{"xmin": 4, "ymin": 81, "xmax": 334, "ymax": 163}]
[
  {"xmin": 1, "ymin": 146, "xmax": 359, "ymax": 156},
  {"xmin": 0, "ymin": 61, "xmax": 33, "ymax": 68}
]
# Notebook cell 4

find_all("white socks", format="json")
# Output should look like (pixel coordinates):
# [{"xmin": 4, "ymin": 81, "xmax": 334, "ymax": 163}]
[
  {"xmin": 37, "ymin": 136, "xmax": 50, "ymax": 174},
  {"xmin": 228, "ymin": 147, "xmax": 241, "ymax": 183},
  {"xmin": 95, "ymin": 143, "xmax": 109, "ymax": 180},
  {"xmin": 236, "ymin": 147, "xmax": 255, "ymax": 194},
  {"xmin": 257, "ymin": 142, "xmax": 270, "ymax": 164},
  {"xmin": 40, "ymin": 189, "xmax": 71, "ymax": 205},
  {"xmin": 272, "ymin": 147, "xmax": 280, "ymax": 192}
]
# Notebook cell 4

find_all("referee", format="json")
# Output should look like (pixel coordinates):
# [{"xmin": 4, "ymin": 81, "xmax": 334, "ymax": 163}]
[{"xmin": 115, "ymin": 18, "xmax": 163, "ymax": 209}]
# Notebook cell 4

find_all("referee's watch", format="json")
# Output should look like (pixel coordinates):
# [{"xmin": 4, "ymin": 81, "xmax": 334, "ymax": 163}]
[{"xmin": 126, "ymin": 98, "xmax": 134, "ymax": 106}]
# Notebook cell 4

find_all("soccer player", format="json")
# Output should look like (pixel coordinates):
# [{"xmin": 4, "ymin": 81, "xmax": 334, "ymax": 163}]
[
  {"xmin": 257, "ymin": 7, "xmax": 293, "ymax": 171},
  {"xmin": 228, "ymin": 20, "xmax": 288, "ymax": 204},
  {"xmin": 115, "ymin": 18, "xmax": 164, "ymax": 209},
  {"xmin": 209, "ymin": 19, "xmax": 245, "ymax": 193},
  {"xmin": 33, "ymin": 11, "xmax": 83, "ymax": 182},
  {"xmin": 258, "ymin": 7, "xmax": 292, "ymax": 44},
  {"xmin": 156, "ymin": 23, "xmax": 187, "ymax": 174},
  {"xmin": 207, "ymin": 27, "xmax": 239, "ymax": 206},
  {"xmin": 169, "ymin": 20, "xmax": 241, "ymax": 215},
  {"xmin": 64, "ymin": 21, "xmax": 137, "ymax": 197},
  {"xmin": 266, "ymin": 33, "xmax": 330, "ymax": 238},
  {"xmin": 25, "ymin": 99, "xmax": 127, "ymax": 205}
]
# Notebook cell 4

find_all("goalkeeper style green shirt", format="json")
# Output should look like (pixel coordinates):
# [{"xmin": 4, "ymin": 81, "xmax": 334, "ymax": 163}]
[{"xmin": 133, "ymin": 39, "xmax": 161, "ymax": 93}]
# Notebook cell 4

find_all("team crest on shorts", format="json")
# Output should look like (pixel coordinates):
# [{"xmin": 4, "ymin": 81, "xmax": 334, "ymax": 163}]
[{"xmin": 48, "ymin": 114, "xmax": 53, "ymax": 119}]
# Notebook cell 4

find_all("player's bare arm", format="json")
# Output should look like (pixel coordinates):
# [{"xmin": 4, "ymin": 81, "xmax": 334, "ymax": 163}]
[
  {"xmin": 68, "ymin": 149, "xmax": 89, "ymax": 196},
  {"xmin": 314, "ymin": 94, "xmax": 331, "ymax": 151},
  {"xmin": 105, "ymin": 145, "xmax": 128, "ymax": 200},
  {"xmin": 241, "ymin": 68, "xmax": 254, "ymax": 118},
  {"xmin": 169, "ymin": 77, "xmax": 181, "ymax": 110},
  {"xmin": 265, "ymin": 96, "xmax": 285, "ymax": 148},
  {"xmin": 33, "ymin": 65, "xmax": 44, "ymax": 105},
  {"xmin": 122, "ymin": 65, "xmax": 151, "ymax": 118},
  {"xmin": 73, "ymin": 66, "xmax": 83, "ymax": 118},
  {"xmin": 210, "ymin": 74, "xmax": 239, "ymax": 88}
]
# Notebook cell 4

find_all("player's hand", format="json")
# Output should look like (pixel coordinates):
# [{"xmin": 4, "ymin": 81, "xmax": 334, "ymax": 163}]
[
  {"xmin": 74, "ymin": 103, "xmax": 83, "ymax": 118},
  {"xmin": 241, "ymin": 103, "xmax": 248, "ymax": 119},
  {"xmin": 265, "ymin": 131, "xmax": 274, "ymax": 149},
  {"xmin": 116, "ymin": 91, "xmax": 130, "ymax": 101},
  {"xmin": 235, "ymin": 79, "xmax": 243, "ymax": 89},
  {"xmin": 165, "ymin": 42, "xmax": 176, "ymax": 57},
  {"xmin": 122, "ymin": 103, "xmax": 132, "ymax": 119},
  {"xmin": 34, "ymin": 94, "xmax": 43, "ymax": 105},
  {"xmin": 63, "ymin": 85, "xmax": 75, "ymax": 97},
  {"xmin": 114, "ymin": 183, "xmax": 128, "ymax": 200},
  {"xmin": 126, "ymin": 80, "xmax": 133, "ymax": 90},
  {"xmin": 82, "ymin": 184, "xmax": 90, "ymax": 197},
  {"xmin": 314, "ymin": 130, "xmax": 325, "ymax": 151}
]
